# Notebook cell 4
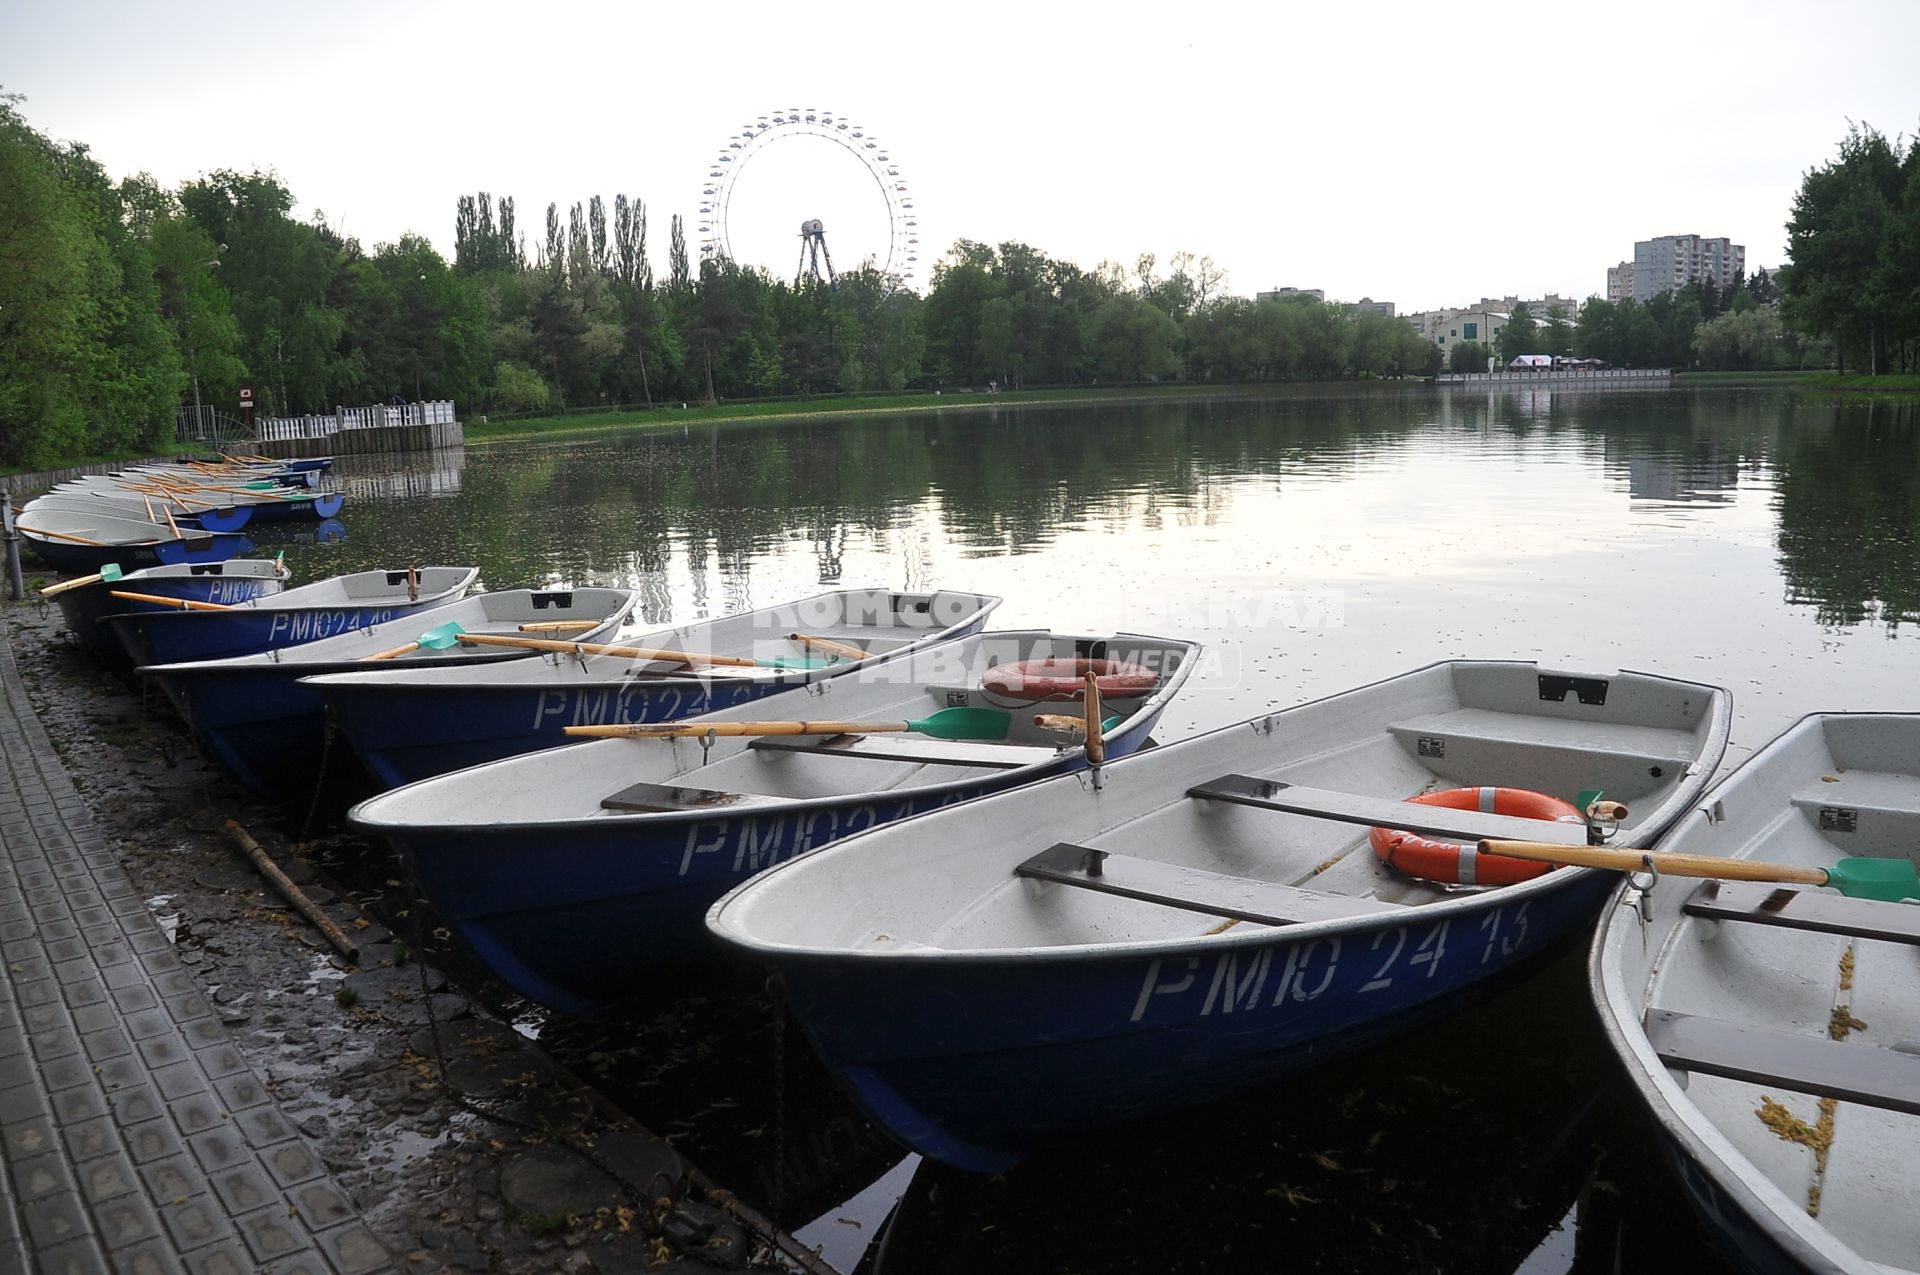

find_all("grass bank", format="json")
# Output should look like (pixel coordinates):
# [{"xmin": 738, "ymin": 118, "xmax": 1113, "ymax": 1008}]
[
  {"xmin": 462, "ymin": 382, "xmax": 1381, "ymax": 444},
  {"xmin": 1799, "ymin": 372, "xmax": 1920, "ymax": 397},
  {"xmin": 1671, "ymin": 370, "xmax": 1808, "ymax": 385}
]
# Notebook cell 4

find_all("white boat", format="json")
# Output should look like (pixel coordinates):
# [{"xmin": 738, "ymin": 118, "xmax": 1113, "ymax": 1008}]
[
  {"xmin": 348, "ymin": 630, "xmax": 1199, "ymax": 1015},
  {"xmin": 140, "ymin": 586, "xmax": 637, "ymax": 804},
  {"xmin": 1591, "ymin": 713, "xmax": 1920, "ymax": 1275},
  {"xmin": 707, "ymin": 660, "xmax": 1732, "ymax": 1171},
  {"xmin": 304, "ymin": 587, "xmax": 1002, "ymax": 785}
]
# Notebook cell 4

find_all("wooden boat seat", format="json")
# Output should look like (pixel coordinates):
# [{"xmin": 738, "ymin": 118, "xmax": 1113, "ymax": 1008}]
[
  {"xmin": 748, "ymin": 734, "xmax": 1053, "ymax": 769},
  {"xmin": 1683, "ymin": 880, "xmax": 1920, "ymax": 946},
  {"xmin": 1388, "ymin": 709, "xmax": 1695, "ymax": 768},
  {"xmin": 1187, "ymin": 774, "xmax": 1593, "ymax": 845},
  {"xmin": 1644, "ymin": 1008, "xmax": 1920, "ymax": 1117},
  {"xmin": 600, "ymin": 780, "xmax": 795, "ymax": 814},
  {"xmin": 1789, "ymin": 773, "xmax": 1920, "ymax": 848},
  {"xmin": 1015, "ymin": 842, "xmax": 1408, "ymax": 926}
]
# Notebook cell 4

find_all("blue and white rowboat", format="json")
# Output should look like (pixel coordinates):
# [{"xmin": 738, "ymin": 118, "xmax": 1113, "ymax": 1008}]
[
  {"xmin": 706, "ymin": 660, "xmax": 1732, "ymax": 1172},
  {"xmin": 1592, "ymin": 713, "xmax": 1920, "ymax": 1275},
  {"xmin": 50, "ymin": 559, "xmax": 292, "ymax": 665},
  {"xmin": 348, "ymin": 630, "xmax": 1199, "ymax": 1016},
  {"xmin": 104, "ymin": 566, "xmax": 477, "ymax": 666},
  {"xmin": 140, "ymin": 587, "xmax": 638, "ymax": 804},
  {"xmin": 305, "ymin": 588, "xmax": 1001, "ymax": 786},
  {"xmin": 14, "ymin": 506, "xmax": 252, "ymax": 573}
]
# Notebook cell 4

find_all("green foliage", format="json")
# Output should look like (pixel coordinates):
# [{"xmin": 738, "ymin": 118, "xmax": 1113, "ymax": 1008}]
[
  {"xmin": 1495, "ymin": 304, "xmax": 1539, "ymax": 362},
  {"xmin": 1448, "ymin": 341, "xmax": 1492, "ymax": 374},
  {"xmin": 0, "ymin": 97, "xmax": 183, "ymax": 467},
  {"xmin": 491, "ymin": 361, "xmax": 552, "ymax": 413},
  {"xmin": 1693, "ymin": 308, "xmax": 1786, "ymax": 371},
  {"xmin": 1783, "ymin": 123, "xmax": 1920, "ymax": 375}
]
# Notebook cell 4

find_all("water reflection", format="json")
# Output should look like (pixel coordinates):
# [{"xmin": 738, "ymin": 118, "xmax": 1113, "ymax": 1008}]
[
  {"xmin": 1775, "ymin": 400, "xmax": 1920, "ymax": 628},
  {"xmin": 289, "ymin": 386, "xmax": 1920, "ymax": 1273}
]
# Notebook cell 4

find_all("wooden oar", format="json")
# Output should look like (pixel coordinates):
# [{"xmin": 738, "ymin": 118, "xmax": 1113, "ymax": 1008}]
[
  {"xmin": 564, "ymin": 706, "xmax": 1013, "ymax": 742},
  {"xmin": 406, "ymin": 565, "xmax": 419, "ymax": 602},
  {"xmin": 16, "ymin": 525, "xmax": 121, "ymax": 547},
  {"xmin": 788, "ymin": 632, "xmax": 867, "ymax": 661},
  {"xmin": 1084, "ymin": 670, "xmax": 1106, "ymax": 766},
  {"xmin": 359, "ymin": 621, "xmax": 465, "ymax": 662},
  {"xmin": 108, "ymin": 590, "xmax": 237, "ymax": 613},
  {"xmin": 40, "ymin": 563, "xmax": 124, "ymax": 597},
  {"xmin": 1475, "ymin": 839, "xmax": 1920, "ymax": 903},
  {"xmin": 1035, "ymin": 713, "xmax": 1122, "ymax": 736},
  {"xmin": 413, "ymin": 624, "xmax": 822, "ymax": 669},
  {"xmin": 518, "ymin": 620, "xmax": 601, "ymax": 633}
]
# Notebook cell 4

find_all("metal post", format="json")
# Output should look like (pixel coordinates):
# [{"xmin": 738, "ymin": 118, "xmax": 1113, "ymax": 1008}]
[{"xmin": 2, "ymin": 493, "xmax": 25, "ymax": 602}]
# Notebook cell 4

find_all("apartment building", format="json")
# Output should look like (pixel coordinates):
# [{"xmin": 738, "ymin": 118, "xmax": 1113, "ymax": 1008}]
[{"xmin": 1631, "ymin": 235, "xmax": 1745, "ymax": 301}]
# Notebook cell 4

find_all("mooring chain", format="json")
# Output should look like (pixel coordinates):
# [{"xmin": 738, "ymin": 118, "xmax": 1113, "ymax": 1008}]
[
  {"xmin": 769, "ymin": 974, "xmax": 789, "ymax": 1222},
  {"xmin": 297, "ymin": 709, "xmax": 338, "ymax": 845}
]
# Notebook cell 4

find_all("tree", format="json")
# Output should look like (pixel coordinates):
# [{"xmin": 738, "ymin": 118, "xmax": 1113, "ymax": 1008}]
[
  {"xmin": 1693, "ymin": 307, "xmax": 1785, "ymax": 371},
  {"xmin": 1783, "ymin": 123, "xmax": 1916, "ymax": 375},
  {"xmin": 1495, "ymin": 303, "xmax": 1539, "ymax": 362}
]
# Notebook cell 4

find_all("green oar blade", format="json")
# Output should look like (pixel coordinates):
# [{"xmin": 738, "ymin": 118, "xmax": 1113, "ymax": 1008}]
[
  {"xmin": 414, "ymin": 622, "xmax": 467, "ymax": 651},
  {"xmin": 1826, "ymin": 857, "xmax": 1920, "ymax": 902},
  {"xmin": 765, "ymin": 658, "xmax": 830, "ymax": 670},
  {"xmin": 100, "ymin": 563, "xmax": 123, "ymax": 582},
  {"xmin": 904, "ymin": 707, "xmax": 1013, "ymax": 741}
]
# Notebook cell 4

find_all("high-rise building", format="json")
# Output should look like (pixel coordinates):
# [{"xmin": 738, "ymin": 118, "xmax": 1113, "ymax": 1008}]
[
  {"xmin": 1631, "ymin": 235, "xmax": 1745, "ymax": 302},
  {"xmin": 1607, "ymin": 261, "xmax": 1633, "ymax": 303},
  {"xmin": 1350, "ymin": 297, "xmax": 1395, "ymax": 317},
  {"xmin": 1256, "ymin": 287, "xmax": 1324, "ymax": 302}
]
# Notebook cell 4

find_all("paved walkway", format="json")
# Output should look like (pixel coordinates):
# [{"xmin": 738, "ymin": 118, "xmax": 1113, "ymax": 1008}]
[{"xmin": 1, "ymin": 619, "xmax": 392, "ymax": 1274}]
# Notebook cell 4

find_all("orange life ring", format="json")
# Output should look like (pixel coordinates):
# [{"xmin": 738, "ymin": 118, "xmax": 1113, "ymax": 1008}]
[
  {"xmin": 1370, "ymin": 787, "xmax": 1583, "ymax": 886},
  {"xmin": 981, "ymin": 657, "xmax": 1160, "ymax": 702}
]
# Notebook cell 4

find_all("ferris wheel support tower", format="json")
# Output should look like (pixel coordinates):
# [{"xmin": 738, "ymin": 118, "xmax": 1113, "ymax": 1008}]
[{"xmin": 797, "ymin": 219, "xmax": 838, "ymax": 289}]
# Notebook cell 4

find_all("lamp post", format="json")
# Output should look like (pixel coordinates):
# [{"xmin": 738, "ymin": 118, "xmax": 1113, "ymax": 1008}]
[{"xmin": 183, "ymin": 245, "xmax": 225, "ymax": 440}]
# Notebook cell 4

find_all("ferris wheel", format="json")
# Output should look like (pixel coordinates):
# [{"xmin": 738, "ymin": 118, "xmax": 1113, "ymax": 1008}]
[{"xmin": 698, "ymin": 108, "xmax": 920, "ymax": 292}]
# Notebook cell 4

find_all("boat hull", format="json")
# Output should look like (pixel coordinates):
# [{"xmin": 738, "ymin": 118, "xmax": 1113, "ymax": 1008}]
[
  {"xmin": 382, "ymin": 706, "xmax": 1166, "ymax": 1016},
  {"xmin": 322, "ymin": 613, "xmax": 996, "ymax": 787},
  {"xmin": 107, "ymin": 594, "xmax": 456, "ymax": 666},
  {"xmin": 775, "ymin": 871, "xmax": 1610, "ymax": 1172},
  {"xmin": 54, "ymin": 564, "xmax": 288, "ymax": 665},
  {"xmin": 22, "ymin": 531, "xmax": 253, "ymax": 574}
]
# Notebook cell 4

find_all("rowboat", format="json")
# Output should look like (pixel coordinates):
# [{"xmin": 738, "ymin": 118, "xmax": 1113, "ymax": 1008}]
[
  {"xmin": 348, "ymin": 630, "xmax": 1199, "ymax": 1016},
  {"xmin": 14, "ymin": 505, "xmax": 253, "ymax": 573},
  {"xmin": 1591, "ymin": 713, "xmax": 1920, "ymax": 1275},
  {"xmin": 55, "ymin": 474, "xmax": 346, "ymax": 521},
  {"xmin": 705, "ymin": 660, "xmax": 1732, "ymax": 1171},
  {"xmin": 48, "ymin": 559, "xmax": 292, "ymax": 666},
  {"xmin": 104, "ymin": 566, "xmax": 478, "ymax": 666},
  {"xmin": 304, "ymin": 588, "xmax": 1002, "ymax": 786},
  {"xmin": 141, "ymin": 587, "xmax": 638, "ymax": 804},
  {"xmin": 30, "ymin": 488, "xmax": 255, "ymax": 533}
]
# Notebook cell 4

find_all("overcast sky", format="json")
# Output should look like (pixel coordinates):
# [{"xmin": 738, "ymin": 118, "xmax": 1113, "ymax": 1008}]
[{"xmin": 5, "ymin": 0, "xmax": 1917, "ymax": 312}]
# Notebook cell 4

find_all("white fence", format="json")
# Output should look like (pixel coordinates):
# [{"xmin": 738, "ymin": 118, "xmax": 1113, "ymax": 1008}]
[
  {"xmin": 255, "ymin": 401, "xmax": 458, "ymax": 442},
  {"xmin": 1436, "ymin": 368, "xmax": 1672, "ymax": 386}
]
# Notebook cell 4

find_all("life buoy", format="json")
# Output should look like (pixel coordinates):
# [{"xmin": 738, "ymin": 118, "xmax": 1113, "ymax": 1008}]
[
  {"xmin": 1370, "ymin": 787, "xmax": 1583, "ymax": 886},
  {"xmin": 981, "ymin": 657, "xmax": 1160, "ymax": 702}
]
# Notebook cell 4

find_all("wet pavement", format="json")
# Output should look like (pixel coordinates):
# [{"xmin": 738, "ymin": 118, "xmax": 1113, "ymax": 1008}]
[
  {"xmin": 3, "ymin": 597, "xmax": 801, "ymax": 1273},
  {"xmin": 0, "ymin": 614, "xmax": 392, "ymax": 1274}
]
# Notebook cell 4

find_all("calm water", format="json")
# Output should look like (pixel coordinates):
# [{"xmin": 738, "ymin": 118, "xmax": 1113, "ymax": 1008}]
[{"xmin": 264, "ymin": 385, "xmax": 1918, "ymax": 1272}]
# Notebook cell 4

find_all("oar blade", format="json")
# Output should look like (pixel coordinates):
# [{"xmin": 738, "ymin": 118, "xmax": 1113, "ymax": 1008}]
[
  {"xmin": 913, "ymin": 707, "xmax": 1014, "ymax": 741},
  {"xmin": 414, "ymin": 622, "xmax": 467, "ymax": 651},
  {"xmin": 100, "ymin": 563, "xmax": 123, "ymax": 582},
  {"xmin": 1827, "ymin": 857, "xmax": 1920, "ymax": 902}
]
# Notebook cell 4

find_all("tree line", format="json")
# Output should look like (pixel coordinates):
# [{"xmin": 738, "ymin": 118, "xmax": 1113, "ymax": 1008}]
[
  {"xmin": 1781, "ymin": 123, "xmax": 1920, "ymax": 376},
  {"xmin": 4, "ymin": 97, "xmax": 1883, "ymax": 472}
]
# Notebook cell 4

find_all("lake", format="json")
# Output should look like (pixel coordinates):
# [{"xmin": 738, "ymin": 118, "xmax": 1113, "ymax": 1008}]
[{"xmin": 272, "ymin": 385, "xmax": 1918, "ymax": 1272}]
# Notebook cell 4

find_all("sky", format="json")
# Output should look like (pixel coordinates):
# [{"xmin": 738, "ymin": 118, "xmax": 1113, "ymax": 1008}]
[{"xmin": 4, "ymin": 0, "xmax": 1918, "ymax": 313}]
